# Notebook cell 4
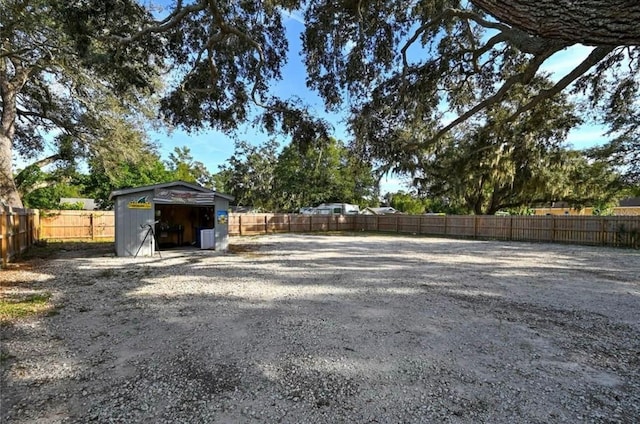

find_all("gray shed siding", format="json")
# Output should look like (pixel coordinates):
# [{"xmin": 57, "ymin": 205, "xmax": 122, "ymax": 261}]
[
  {"xmin": 111, "ymin": 181, "xmax": 233, "ymax": 256},
  {"xmin": 214, "ymin": 197, "xmax": 230, "ymax": 250},
  {"xmin": 115, "ymin": 190, "xmax": 156, "ymax": 257}
]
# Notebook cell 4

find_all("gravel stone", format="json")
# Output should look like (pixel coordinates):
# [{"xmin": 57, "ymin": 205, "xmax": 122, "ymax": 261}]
[{"xmin": 1, "ymin": 234, "xmax": 639, "ymax": 423}]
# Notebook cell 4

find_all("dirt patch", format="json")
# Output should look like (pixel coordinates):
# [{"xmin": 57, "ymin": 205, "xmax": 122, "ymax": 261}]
[
  {"xmin": 227, "ymin": 242, "xmax": 268, "ymax": 256},
  {"xmin": 1, "ymin": 234, "xmax": 639, "ymax": 423}
]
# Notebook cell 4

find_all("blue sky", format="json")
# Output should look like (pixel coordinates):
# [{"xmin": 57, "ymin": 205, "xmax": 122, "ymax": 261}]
[
  {"xmin": 152, "ymin": 14, "xmax": 611, "ymax": 194},
  {"xmin": 16, "ymin": 8, "xmax": 609, "ymax": 195}
]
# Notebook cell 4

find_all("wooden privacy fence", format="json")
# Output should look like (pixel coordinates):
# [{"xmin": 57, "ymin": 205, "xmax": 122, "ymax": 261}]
[
  {"xmin": 230, "ymin": 213, "xmax": 640, "ymax": 248},
  {"xmin": 1, "ymin": 206, "xmax": 39, "ymax": 266},
  {"xmin": 39, "ymin": 210, "xmax": 115, "ymax": 241},
  {"xmin": 2, "ymin": 210, "xmax": 638, "ymax": 266},
  {"xmin": 229, "ymin": 213, "xmax": 353, "ymax": 235}
]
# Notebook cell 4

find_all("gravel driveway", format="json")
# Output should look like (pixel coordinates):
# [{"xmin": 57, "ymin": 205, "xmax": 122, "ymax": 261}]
[{"xmin": 1, "ymin": 234, "xmax": 639, "ymax": 423}]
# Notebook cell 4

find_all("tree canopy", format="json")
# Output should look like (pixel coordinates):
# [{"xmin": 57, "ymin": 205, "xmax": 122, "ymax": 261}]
[
  {"xmin": 215, "ymin": 138, "xmax": 378, "ymax": 212},
  {"xmin": 3, "ymin": 0, "xmax": 638, "ymax": 209},
  {"xmin": 2, "ymin": 0, "xmax": 326, "ymax": 207},
  {"xmin": 303, "ymin": 0, "xmax": 640, "ymax": 183}
]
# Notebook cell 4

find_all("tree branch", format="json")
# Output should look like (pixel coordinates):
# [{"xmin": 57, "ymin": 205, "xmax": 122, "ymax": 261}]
[
  {"xmin": 108, "ymin": 1, "xmax": 207, "ymax": 44},
  {"xmin": 431, "ymin": 46, "xmax": 560, "ymax": 142},
  {"xmin": 471, "ymin": 0, "xmax": 640, "ymax": 46},
  {"xmin": 508, "ymin": 46, "xmax": 616, "ymax": 120},
  {"xmin": 30, "ymin": 153, "xmax": 62, "ymax": 169}
]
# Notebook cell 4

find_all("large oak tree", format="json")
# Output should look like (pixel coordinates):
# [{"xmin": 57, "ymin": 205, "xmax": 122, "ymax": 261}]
[
  {"xmin": 1, "ymin": 0, "xmax": 325, "ymax": 207},
  {"xmin": 3, "ymin": 1, "xmax": 639, "ymax": 208},
  {"xmin": 303, "ymin": 0, "xmax": 640, "ymax": 183}
]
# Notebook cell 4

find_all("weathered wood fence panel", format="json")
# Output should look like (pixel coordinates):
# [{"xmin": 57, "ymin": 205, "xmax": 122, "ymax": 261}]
[
  {"xmin": 39, "ymin": 210, "xmax": 115, "ymax": 241},
  {"xmin": 419, "ymin": 216, "xmax": 447, "ymax": 236},
  {"xmin": 476, "ymin": 216, "xmax": 511, "ymax": 240},
  {"xmin": 0, "ymin": 206, "xmax": 39, "ymax": 266},
  {"xmin": 229, "ymin": 214, "xmax": 355, "ymax": 236},
  {"xmin": 232, "ymin": 213, "xmax": 638, "ymax": 248},
  {"xmin": 3, "ymin": 210, "xmax": 638, "ymax": 266}
]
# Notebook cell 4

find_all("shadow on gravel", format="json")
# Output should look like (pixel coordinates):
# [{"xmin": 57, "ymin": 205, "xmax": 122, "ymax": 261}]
[{"xmin": 1, "ymin": 235, "xmax": 639, "ymax": 423}]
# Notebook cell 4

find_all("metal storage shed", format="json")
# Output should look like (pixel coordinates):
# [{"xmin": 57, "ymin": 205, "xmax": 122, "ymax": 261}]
[{"xmin": 109, "ymin": 181, "xmax": 234, "ymax": 257}]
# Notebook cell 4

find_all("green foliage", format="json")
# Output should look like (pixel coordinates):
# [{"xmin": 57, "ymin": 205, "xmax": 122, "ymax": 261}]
[
  {"xmin": 500, "ymin": 207, "xmax": 535, "ymax": 216},
  {"xmin": 82, "ymin": 148, "xmax": 173, "ymax": 209},
  {"xmin": 217, "ymin": 138, "xmax": 378, "ymax": 212},
  {"xmin": 59, "ymin": 201, "xmax": 85, "ymax": 210},
  {"xmin": 0, "ymin": 293, "xmax": 52, "ymax": 323},
  {"xmin": 2, "ymin": 0, "xmax": 166, "ymax": 206},
  {"xmin": 4, "ymin": 0, "xmax": 637, "ymax": 210},
  {"xmin": 386, "ymin": 192, "xmax": 425, "ymax": 215},
  {"xmin": 217, "ymin": 140, "xmax": 281, "ymax": 210},
  {"xmin": 592, "ymin": 202, "xmax": 615, "ymax": 216},
  {"xmin": 165, "ymin": 146, "xmax": 214, "ymax": 188},
  {"xmin": 22, "ymin": 177, "xmax": 84, "ymax": 210},
  {"xmin": 273, "ymin": 138, "xmax": 378, "ymax": 212},
  {"xmin": 303, "ymin": 1, "xmax": 640, "ymax": 184},
  {"xmin": 383, "ymin": 191, "xmax": 464, "ymax": 215},
  {"xmin": 394, "ymin": 78, "xmax": 625, "ymax": 214}
]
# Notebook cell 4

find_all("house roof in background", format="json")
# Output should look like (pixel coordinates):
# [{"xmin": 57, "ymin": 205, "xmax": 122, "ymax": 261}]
[
  {"xmin": 60, "ymin": 198, "xmax": 97, "ymax": 210},
  {"xmin": 619, "ymin": 197, "xmax": 640, "ymax": 207}
]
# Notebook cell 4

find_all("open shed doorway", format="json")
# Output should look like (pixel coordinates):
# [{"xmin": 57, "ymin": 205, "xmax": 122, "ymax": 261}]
[{"xmin": 154, "ymin": 204, "xmax": 215, "ymax": 249}]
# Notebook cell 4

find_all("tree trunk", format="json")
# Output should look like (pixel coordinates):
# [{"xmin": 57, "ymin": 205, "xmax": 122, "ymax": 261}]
[
  {"xmin": 0, "ymin": 133, "xmax": 22, "ymax": 208},
  {"xmin": 471, "ymin": 0, "xmax": 640, "ymax": 46},
  {"xmin": 0, "ymin": 63, "xmax": 23, "ymax": 208}
]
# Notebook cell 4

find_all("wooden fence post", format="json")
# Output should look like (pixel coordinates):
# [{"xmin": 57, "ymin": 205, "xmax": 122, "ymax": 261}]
[
  {"xmin": 90, "ymin": 213, "xmax": 95, "ymax": 240},
  {"xmin": 600, "ymin": 217, "xmax": 607, "ymax": 246},
  {"xmin": 444, "ymin": 215, "xmax": 448, "ymax": 236},
  {"xmin": 509, "ymin": 216, "xmax": 513, "ymax": 241},
  {"xmin": 33, "ymin": 210, "xmax": 39, "ymax": 243},
  {"xmin": 264, "ymin": 215, "xmax": 268, "ymax": 234},
  {"xmin": 473, "ymin": 215, "xmax": 478, "ymax": 239},
  {"xmin": 309, "ymin": 215, "xmax": 313, "ymax": 232},
  {"xmin": 238, "ymin": 215, "xmax": 243, "ymax": 236},
  {"xmin": 551, "ymin": 215, "xmax": 556, "ymax": 243},
  {"xmin": 1, "ymin": 206, "xmax": 7, "ymax": 267}
]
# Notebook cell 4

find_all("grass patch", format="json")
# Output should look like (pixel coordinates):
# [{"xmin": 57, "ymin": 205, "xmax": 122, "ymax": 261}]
[
  {"xmin": 16, "ymin": 241, "xmax": 114, "ymax": 262},
  {"xmin": 97, "ymin": 268, "xmax": 116, "ymax": 279},
  {"xmin": 0, "ymin": 350, "xmax": 16, "ymax": 362},
  {"xmin": 0, "ymin": 292, "xmax": 53, "ymax": 323}
]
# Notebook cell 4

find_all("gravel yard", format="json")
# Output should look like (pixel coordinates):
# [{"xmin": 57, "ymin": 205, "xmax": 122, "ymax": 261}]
[{"xmin": 1, "ymin": 234, "xmax": 639, "ymax": 423}]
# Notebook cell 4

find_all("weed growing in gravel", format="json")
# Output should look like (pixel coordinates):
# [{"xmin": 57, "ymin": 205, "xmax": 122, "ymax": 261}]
[
  {"xmin": 0, "ymin": 349, "xmax": 16, "ymax": 363},
  {"xmin": 0, "ymin": 292, "xmax": 52, "ymax": 323},
  {"xmin": 97, "ymin": 268, "xmax": 116, "ymax": 279}
]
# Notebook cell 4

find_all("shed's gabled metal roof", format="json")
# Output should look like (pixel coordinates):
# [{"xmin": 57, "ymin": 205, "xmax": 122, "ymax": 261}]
[{"xmin": 109, "ymin": 181, "xmax": 234, "ymax": 201}]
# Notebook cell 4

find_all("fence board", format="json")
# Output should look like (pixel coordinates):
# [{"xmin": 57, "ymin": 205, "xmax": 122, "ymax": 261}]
[
  {"xmin": 446, "ymin": 216, "xmax": 475, "ymax": 237},
  {"xmin": 476, "ymin": 216, "xmax": 511, "ymax": 240},
  {"xmin": 39, "ymin": 210, "xmax": 115, "ymax": 240},
  {"xmin": 419, "ymin": 216, "xmax": 447, "ymax": 236},
  {"xmin": 0, "ymin": 206, "xmax": 39, "ymax": 267},
  {"xmin": 3, "ymin": 209, "xmax": 638, "ymax": 266}
]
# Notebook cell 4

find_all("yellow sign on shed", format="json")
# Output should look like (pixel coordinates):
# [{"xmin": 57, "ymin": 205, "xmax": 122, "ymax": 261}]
[{"xmin": 128, "ymin": 201, "xmax": 152, "ymax": 209}]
